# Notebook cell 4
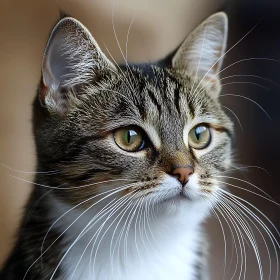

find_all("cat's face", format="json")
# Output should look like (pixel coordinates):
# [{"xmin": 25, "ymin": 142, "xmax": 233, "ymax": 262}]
[{"xmin": 34, "ymin": 13, "xmax": 232, "ymax": 212}]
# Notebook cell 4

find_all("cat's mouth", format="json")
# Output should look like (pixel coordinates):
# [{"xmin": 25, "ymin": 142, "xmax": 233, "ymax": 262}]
[
  {"xmin": 180, "ymin": 190, "xmax": 191, "ymax": 198},
  {"xmin": 160, "ymin": 188, "xmax": 196, "ymax": 204}
]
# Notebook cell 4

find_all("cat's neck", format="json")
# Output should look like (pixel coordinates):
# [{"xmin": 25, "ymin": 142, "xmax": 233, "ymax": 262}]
[{"xmin": 48, "ymin": 194, "xmax": 209, "ymax": 280}]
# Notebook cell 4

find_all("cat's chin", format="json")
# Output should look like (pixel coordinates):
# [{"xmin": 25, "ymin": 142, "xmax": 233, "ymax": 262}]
[{"xmin": 160, "ymin": 191, "xmax": 200, "ymax": 205}]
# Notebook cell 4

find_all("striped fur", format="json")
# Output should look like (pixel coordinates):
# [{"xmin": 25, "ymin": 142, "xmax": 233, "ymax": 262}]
[{"xmin": 2, "ymin": 12, "xmax": 232, "ymax": 280}]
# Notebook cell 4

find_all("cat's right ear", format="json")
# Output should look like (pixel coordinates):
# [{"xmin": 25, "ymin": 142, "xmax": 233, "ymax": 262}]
[
  {"xmin": 171, "ymin": 12, "xmax": 228, "ymax": 98},
  {"xmin": 40, "ymin": 17, "xmax": 117, "ymax": 115}
]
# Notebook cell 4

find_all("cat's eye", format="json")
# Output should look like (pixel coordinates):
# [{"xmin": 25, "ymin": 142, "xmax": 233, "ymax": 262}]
[
  {"xmin": 189, "ymin": 125, "xmax": 211, "ymax": 149},
  {"xmin": 114, "ymin": 126, "xmax": 145, "ymax": 152}
]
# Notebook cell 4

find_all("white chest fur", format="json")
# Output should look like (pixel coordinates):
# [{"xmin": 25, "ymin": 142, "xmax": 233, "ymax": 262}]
[{"xmin": 50, "ymin": 197, "xmax": 209, "ymax": 280}]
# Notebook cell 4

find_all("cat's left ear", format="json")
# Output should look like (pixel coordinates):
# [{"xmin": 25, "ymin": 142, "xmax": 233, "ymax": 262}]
[
  {"xmin": 40, "ymin": 17, "xmax": 117, "ymax": 114},
  {"xmin": 172, "ymin": 12, "xmax": 228, "ymax": 98}
]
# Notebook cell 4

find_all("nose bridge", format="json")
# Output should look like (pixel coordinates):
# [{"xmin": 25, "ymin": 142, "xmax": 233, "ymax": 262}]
[
  {"xmin": 161, "ymin": 148, "xmax": 193, "ymax": 170},
  {"xmin": 162, "ymin": 150, "xmax": 190, "ymax": 169},
  {"xmin": 159, "ymin": 123, "xmax": 193, "ymax": 181},
  {"xmin": 160, "ymin": 148, "xmax": 194, "ymax": 184}
]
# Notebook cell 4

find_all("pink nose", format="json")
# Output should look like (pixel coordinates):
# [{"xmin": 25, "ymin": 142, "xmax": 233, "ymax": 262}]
[{"xmin": 171, "ymin": 166, "xmax": 193, "ymax": 184}]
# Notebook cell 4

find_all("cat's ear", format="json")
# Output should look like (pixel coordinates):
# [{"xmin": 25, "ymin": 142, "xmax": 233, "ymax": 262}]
[
  {"xmin": 172, "ymin": 12, "xmax": 228, "ymax": 98},
  {"xmin": 40, "ymin": 17, "xmax": 116, "ymax": 114}
]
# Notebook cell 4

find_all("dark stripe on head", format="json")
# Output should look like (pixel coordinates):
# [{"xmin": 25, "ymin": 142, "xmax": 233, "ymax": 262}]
[
  {"xmin": 161, "ymin": 78, "xmax": 173, "ymax": 114},
  {"xmin": 134, "ymin": 79, "xmax": 148, "ymax": 119},
  {"xmin": 174, "ymin": 87, "xmax": 181, "ymax": 115},
  {"xmin": 187, "ymin": 95, "xmax": 195, "ymax": 119},
  {"xmin": 147, "ymin": 89, "xmax": 162, "ymax": 115}
]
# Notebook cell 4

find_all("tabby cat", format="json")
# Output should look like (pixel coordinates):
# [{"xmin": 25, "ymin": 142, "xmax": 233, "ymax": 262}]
[{"xmin": 1, "ymin": 12, "xmax": 232, "ymax": 280}]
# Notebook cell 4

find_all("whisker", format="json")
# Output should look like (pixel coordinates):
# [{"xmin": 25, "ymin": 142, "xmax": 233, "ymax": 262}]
[
  {"xmin": 221, "ymin": 105, "xmax": 243, "ymax": 131},
  {"xmin": 103, "ymin": 44, "xmax": 138, "ymax": 94},
  {"xmin": 221, "ymin": 74, "xmax": 280, "ymax": 88},
  {"xmin": 216, "ymin": 192, "xmax": 267, "ymax": 280},
  {"xmin": 220, "ymin": 193, "xmax": 275, "ymax": 280},
  {"xmin": 94, "ymin": 85, "xmax": 132, "ymax": 102},
  {"xmin": 223, "ymin": 197, "xmax": 263, "ymax": 280},
  {"xmin": 215, "ymin": 175, "xmax": 274, "ymax": 200},
  {"xmin": 202, "ymin": 196, "xmax": 228, "ymax": 279},
  {"xmin": 216, "ymin": 207, "xmax": 239, "ymax": 280},
  {"xmin": 219, "ymin": 196, "xmax": 249, "ymax": 279},
  {"xmin": 109, "ymin": 194, "xmax": 137, "ymax": 275},
  {"xmin": 60, "ymin": 196, "xmax": 121, "ymax": 280},
  {"xmin": 24, "ymin": 189, "xmax": 53, "ymax": 229},
  {"xmin": 110, "ymin": 196, "xmax": 137, "ymax": 277},
  {"xmin": 215, "ymin": 203, "xmax": 241, "ymax": 280},
  {"xmin": 125, "ymin": 15, "xmax": 136, "ymax": 63},
  {"xmin": 195, "ymin": 73, "xmax": 280, "ymax": 97},
  {"xmin": 133, "ymin": 196, "xmax": 145, "ymax": 265},
  {"xmin": 218, "ymin": 189, "xmax": 280, "ymax": 280},
  {"xmin": 51, "ymin": 188, "xmax": 138, "ymax": 280},
  {"xmin": 0, "ymin": 162, "xmax": 59, "ymax": 175},
  {"xmin": 213, "ymin": 57, "xmax": 280, "ymax": 86},
  {"xmin": 116, "ymin": 191, "xmax": 142, "ymax": 267},
  {"xmin": 190, "ymin": 20, "xmax": 210, "ymax": 96},
  {"xmin": 9, "ymin": 174, "xmax": 133, "ymax": 190},
  {"xmin": 220, "ymin": 93, "xmax": 271, "ymax": 120},
  {"xmin": 24, "ymin": 182, "xmax": 137, "ymax": 280},
  {"xmin": 68, "ymin": 191, "xmax": 137, "ymax": 279},
  {"xmin": 111, "ymin": 0, "xmax": 138, "ymax": 89},
  {"xmin": 90, "ymin": 191, "xmax": 139, "ymax": 278},
  {"xmin": 215, "ymin": 179, "xmax": 279, "ymax": 206},
  {"xmin": 192, "ymin": 18, "xmax": 263, "ymax": 99},
  {"xmin": 216, "ymin": 198, "xmax": 247, "ymax": 280},
  {"xmin": 137, "ymin": 196, "xmax": 147, "ymax": 254},
  {"xmin": 41, "ymin": 182, "xmax": 137, "ymax": 256},
  {"xmin": 221, "ymin": 81, "xmax": 268, "ymax": 90},
  {"xmin": 223, "ymin": 165, "xmax": 270, "ymax": 175},
  {"xmin": 123, "ymin": 193, "xmax": 143, "ymax": 265},
  {"xmin": 192, "ymin": 56, "xmax": 280, "ymax": 102},
  {"xmin": 144, "ymin": 195, "xmax": 158, "ymax": 253},
  {"xmin": 219, "ymin": 189, "xmax": 280, "ymax": 244}
]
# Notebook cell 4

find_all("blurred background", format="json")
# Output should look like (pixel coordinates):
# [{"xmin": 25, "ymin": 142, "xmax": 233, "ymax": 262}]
[{"xmin": 0, "ymin": 0, "xmax": 280, "ymax": 279}]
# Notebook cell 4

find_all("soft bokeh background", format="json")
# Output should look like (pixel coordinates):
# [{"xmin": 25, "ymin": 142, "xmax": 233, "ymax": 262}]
[{"xmin": 1, "ymin": 0, "xmax": 280, "ymax": 279}]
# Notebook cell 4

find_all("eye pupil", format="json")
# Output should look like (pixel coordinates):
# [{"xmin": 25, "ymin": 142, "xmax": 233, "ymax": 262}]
[
  {"xmin": 189, "ymin": 125, "xmax": 211, "ymax": 149},
  {"xmin": 114, "ymin": 126, "xmax": 146, "ymax": 152},
  {"xmin": 195, "ymin": 128, "xmax": 200, "ymax": 140},
  {"xmin": 126, "ymin": 131, "xmax": 131, "ymax": 143}
]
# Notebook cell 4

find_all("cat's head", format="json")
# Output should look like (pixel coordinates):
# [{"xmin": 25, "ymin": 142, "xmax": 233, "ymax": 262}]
[{"xmin": 34, "ymin": 12, "xmax": 233, "ymax": 214}]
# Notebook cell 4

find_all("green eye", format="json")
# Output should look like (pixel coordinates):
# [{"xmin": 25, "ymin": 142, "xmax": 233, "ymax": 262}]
[
  {"xmin": 114, "ymin": 126, "xmax": 145, "ymax": 152},
  {"xmin": 189, "ymin": 125, "xmax": 211, "ymax": 149}
]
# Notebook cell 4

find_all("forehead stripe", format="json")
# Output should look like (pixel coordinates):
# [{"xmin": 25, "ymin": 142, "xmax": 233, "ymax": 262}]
[
  {"xmin": 146, "ymin": 89, "xmax": 162, "ymax": 115},
  {"xmin": 174, "ymin": 87, "xmax": 181, "ymax": 115},
  {"xmin": 187, "ymin": 96, "xmax": 195, "ymax": 118},
  {"xmin": 142, "ymin": 123, "xmax": 161, "ymax": 148}
]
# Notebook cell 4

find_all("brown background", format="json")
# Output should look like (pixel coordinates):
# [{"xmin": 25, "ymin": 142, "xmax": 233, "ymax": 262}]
[{"xmin": 1, "ymin": 0, "xmax": 280, "ymax": 279}]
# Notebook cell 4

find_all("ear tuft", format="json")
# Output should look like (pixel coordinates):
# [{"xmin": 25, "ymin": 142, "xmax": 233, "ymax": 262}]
[
  {"xmin": 40, "ymin": 17, "xmax": 116, "ymax": 115},
  {"xmin": 172, "ymin": 12, "xmax": 228, "ymax": 97}
]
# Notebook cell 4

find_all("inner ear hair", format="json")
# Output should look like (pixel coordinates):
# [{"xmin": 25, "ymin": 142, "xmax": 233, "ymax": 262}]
[
  {"xmin": 40, "ymin": 17, "xmax": 117, "ymax": 115},
  {"xmin": 171, "ymin": 12, "xmax": 228, "ymax": 98}
]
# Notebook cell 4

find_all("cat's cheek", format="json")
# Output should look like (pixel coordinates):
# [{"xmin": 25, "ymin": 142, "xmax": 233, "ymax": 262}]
[
  {"xmin": 182, "ymin": 173, "xmax": 201, "ymax": 199},
  {"xmin": 147, "ymin": 173, "xmax": 206, "ymax": 202},
  {"xmin": 146, "ymin": 175, "xmax": 182, "ymax": 201}
]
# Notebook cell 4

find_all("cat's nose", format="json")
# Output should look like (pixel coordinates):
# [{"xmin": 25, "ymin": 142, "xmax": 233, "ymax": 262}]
[{"xmin": 171, "ymin": 166, "xmax": 194, "ymax": 184}]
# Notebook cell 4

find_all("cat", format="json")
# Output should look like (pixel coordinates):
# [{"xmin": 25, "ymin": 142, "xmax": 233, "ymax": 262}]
[{"xmin": 1, "ymin": 11, "xmax": 232, "ymax": 280}]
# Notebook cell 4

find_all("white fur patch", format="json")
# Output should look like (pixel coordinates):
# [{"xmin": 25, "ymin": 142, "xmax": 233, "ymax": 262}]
[{"xmin": 48, "ymin": 175, "xmax": 212, "ymax": 280}]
